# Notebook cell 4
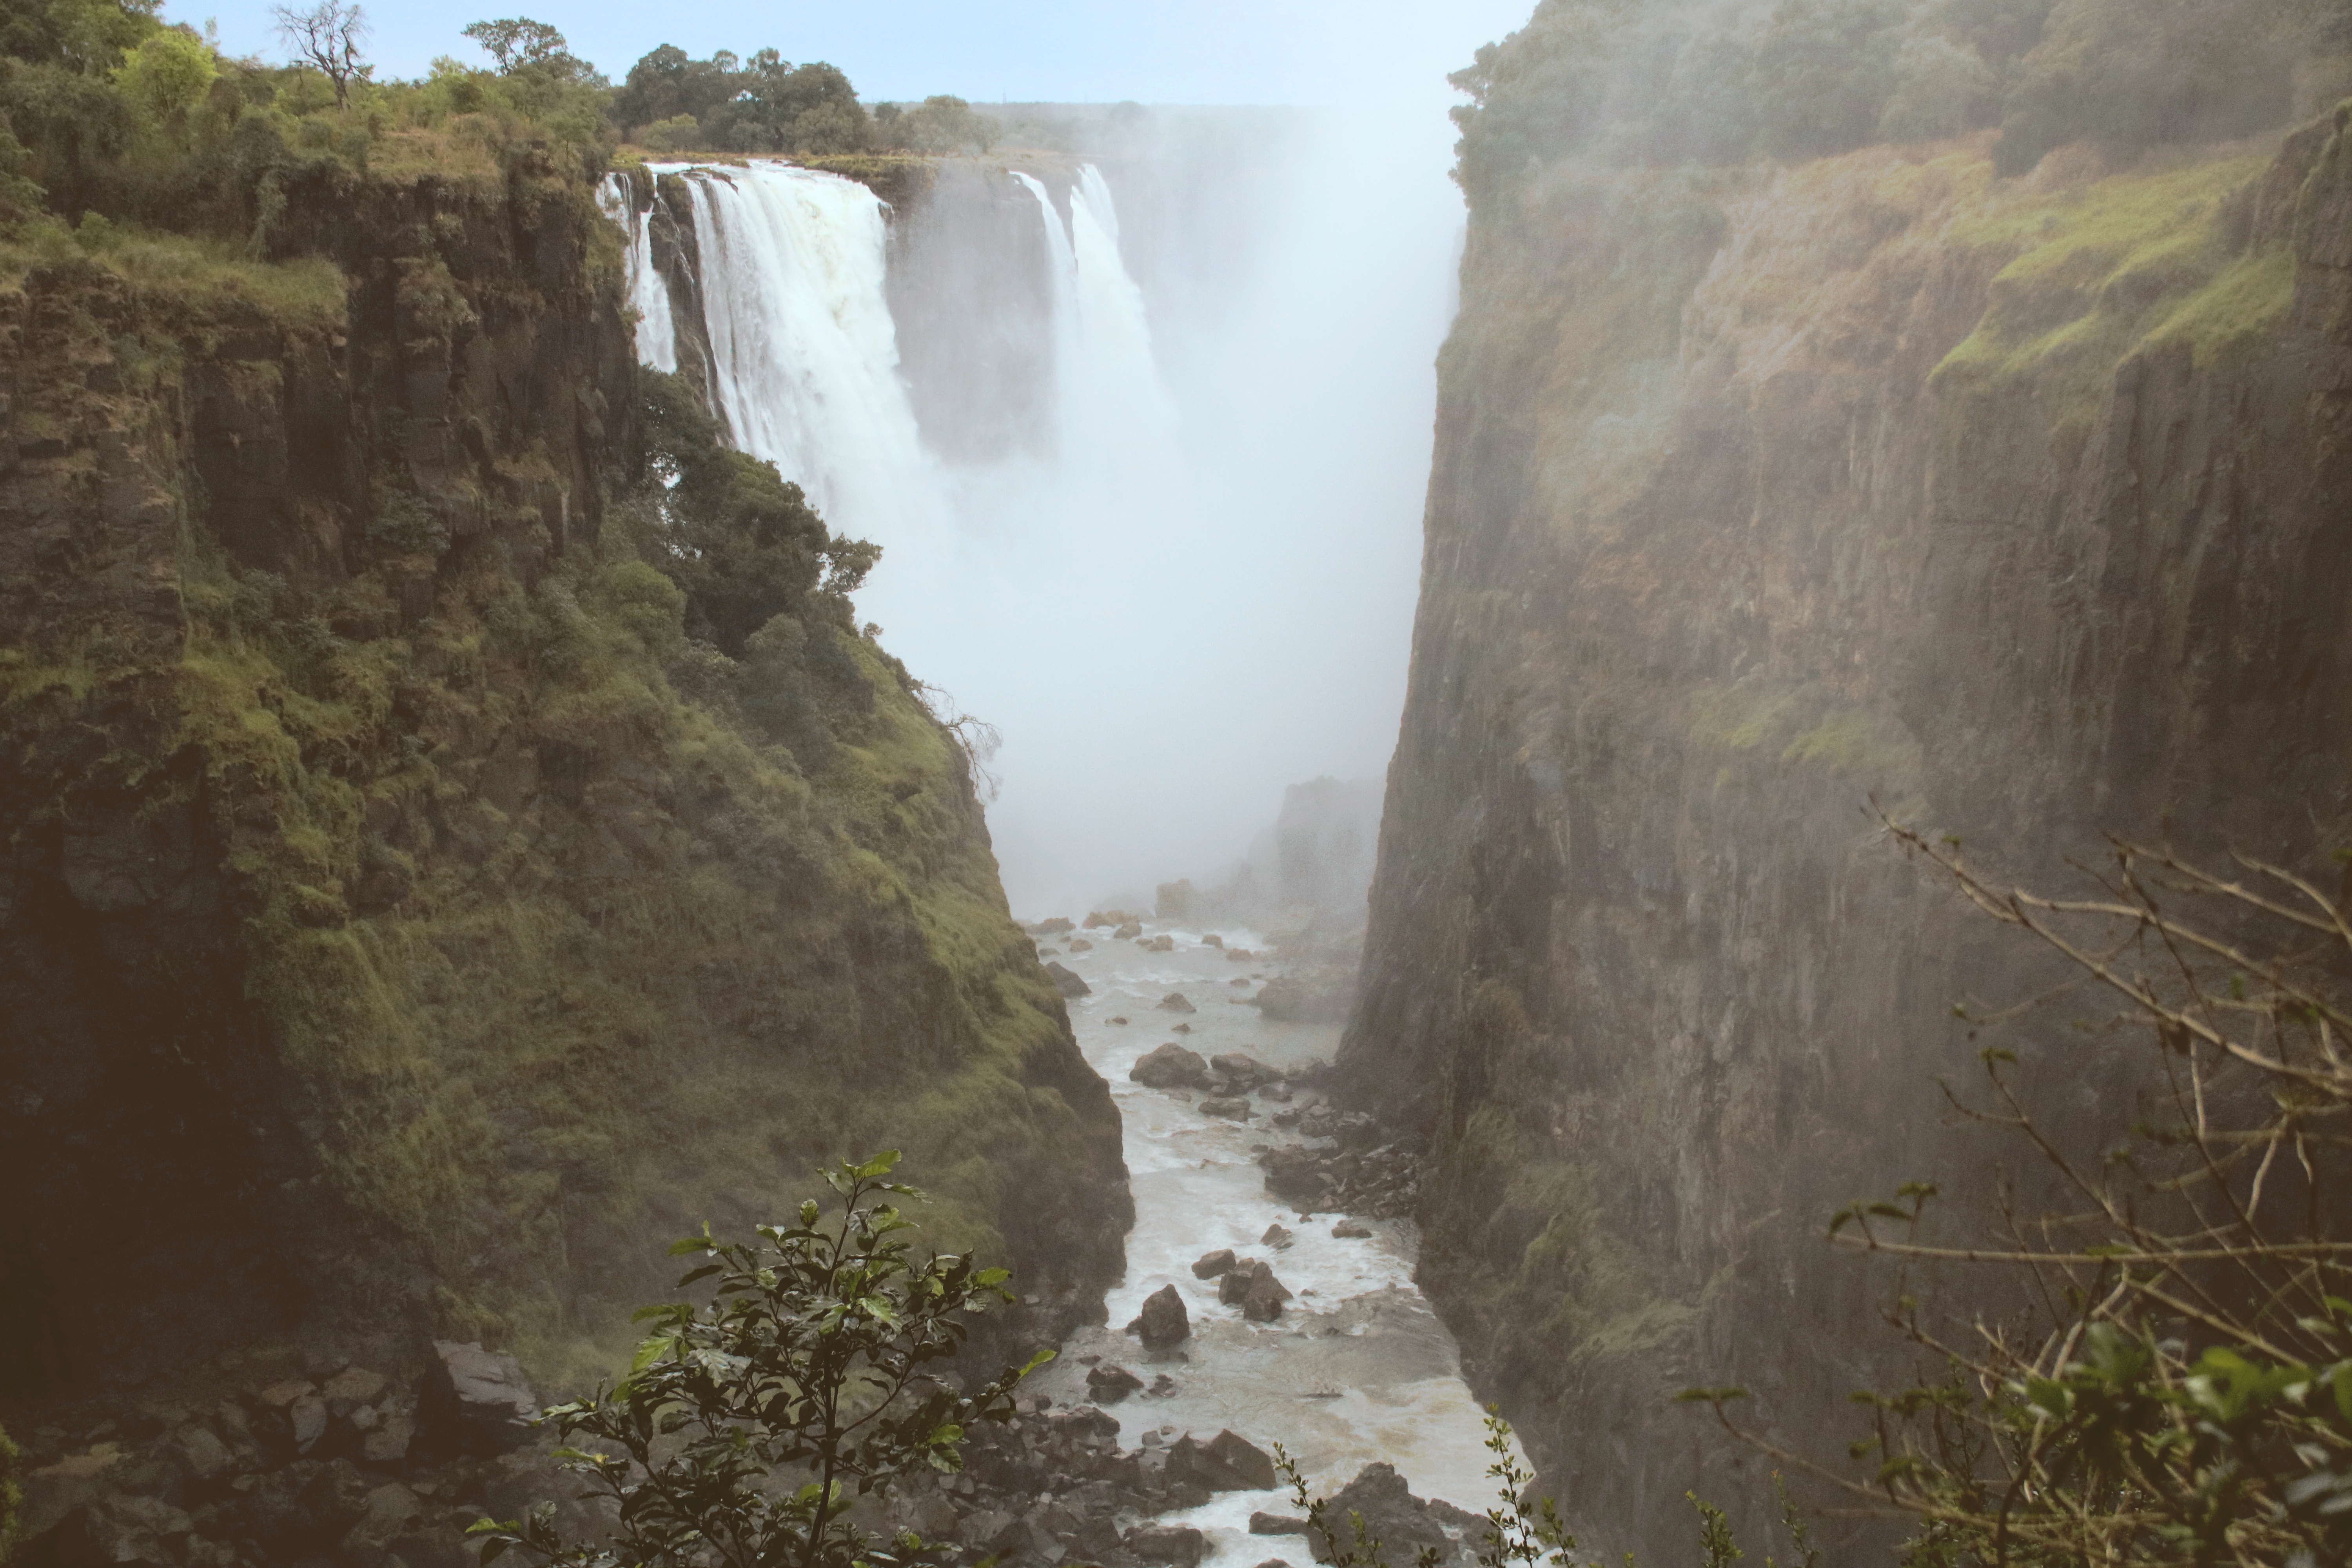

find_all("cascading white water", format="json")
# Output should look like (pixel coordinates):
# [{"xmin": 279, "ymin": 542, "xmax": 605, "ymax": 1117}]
[
  {"xmin": 1014, "ymin": 167, "xmax": 1180, "ymax": 470},
  {"xmin": 598, "ymin": 174, "xmax": 679, "ymax": 376},
  {"xmin": 666, "ymin": 163, "xmax": 941, "ymax": 558}
]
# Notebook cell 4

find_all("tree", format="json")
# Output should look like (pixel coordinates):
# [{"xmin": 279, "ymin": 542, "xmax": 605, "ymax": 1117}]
[
  {"xmin": 1688, "ymin": 820, "xmax": 2352, "ymax": 1567},
  {"xmin": 471, "ymin": 1153, "xmax": 1050, "ymax": 1568},
  {"xmin": 461, "ymin": 17, "xmax": 566, "ymax": 74},
  {"xmin": 270, "ymin": 0, "xmax": 365, "ymax": 109}
]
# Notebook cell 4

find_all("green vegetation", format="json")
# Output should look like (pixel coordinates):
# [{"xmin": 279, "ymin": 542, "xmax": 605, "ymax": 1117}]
[
  {"xmin": 1448, "ymin": 0, "xmax": 2340, "ymax": 210},
  {"xmin": 475, "ymin": 1154, "xmax": 1049, "ymax": 1568},
  {"xmin": 0, "ymin": 1419, "xmax": 18, "ymax": 1564},
  {"xmin": 1931, "ymin": 154, "xmax": 2288, "ymax": 418}
]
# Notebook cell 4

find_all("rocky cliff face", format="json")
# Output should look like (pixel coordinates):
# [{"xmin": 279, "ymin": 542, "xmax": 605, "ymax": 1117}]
[
  {"xmin": 1341, "ymin": 112, "xmax": 2352, "ymax": 1560},
  {"xmin": 0, "ymin": 145, "xmax": 1127, "ymax": 1421}
]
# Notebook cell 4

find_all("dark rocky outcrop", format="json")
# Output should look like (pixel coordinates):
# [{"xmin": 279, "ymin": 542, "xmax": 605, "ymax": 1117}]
[
  {"xmin": 1342, "ymin": 106, "xmax": 2352, "ymax": 1564},
  {"xmin": 1127, "ymin": 1286, "xmax": 1190, "ymax": 1350},
  {"xmin": 1130, "ymin": 1043, "xmax": 1211, "ymax": 1089},
  {"xmin": 0, "ymin": 147, "xmax": 1129, "ymax": 1436}
]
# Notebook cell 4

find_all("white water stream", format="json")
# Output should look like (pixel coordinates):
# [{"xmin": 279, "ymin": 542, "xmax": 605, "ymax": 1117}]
[{"xmin": 1026, "ymin": 922, "xmax": 1505, "ymax": 1566}]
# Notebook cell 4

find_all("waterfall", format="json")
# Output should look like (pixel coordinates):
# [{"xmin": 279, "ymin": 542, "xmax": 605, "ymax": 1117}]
[
  {"xmin": 598, "ymin": 174, "xmax": 679, "ymax": 376},
  {"xmin": 666, "ymin": 163, "xmax": 940, "ymax": 557},
  {"xmin": 1015, "ymin": 166, "xmax": 1180, "ymax": 469}
]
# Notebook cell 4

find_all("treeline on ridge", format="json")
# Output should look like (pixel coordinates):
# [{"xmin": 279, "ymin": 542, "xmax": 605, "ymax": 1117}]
[
  {"xmin": 0, "ymin": 0, "xmax": 995, "ymax": 245},
  {"xmin": 1452, "ymin": 0, "xmax": 2352, "ymax": 207}
]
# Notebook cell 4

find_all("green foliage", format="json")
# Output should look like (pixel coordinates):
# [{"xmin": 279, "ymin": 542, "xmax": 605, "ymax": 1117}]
[
  {"xmin": 470, "ymin": 1155, "xmax": 1050, "ymax": 1568},
  {"xmin": 114, "ymin": 26, "xmax": 214, "ymax": 127},
  {"xmin": 0, "ymin": 1419, "xmax": 19, "ymax": 1564},
  {"xmin": 1447, "ymin": 0, "xmax": 2326, "ymax": 211},
  {"xmin": 884, "ymin": 96, "xmax": 1002, "ymax": 156},
  {"xmin": 611, "ymin": 44, "xmax": 869, "ymax": 155},
  {"xmin": 632, "ymin": 368, "xmax": 879, "ymax": 660}
]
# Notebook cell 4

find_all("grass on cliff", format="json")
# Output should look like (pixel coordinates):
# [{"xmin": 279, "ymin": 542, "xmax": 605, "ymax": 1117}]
[{"xmin": 1931, "ymin": 152, "xmax": 2292, "ymax": 424}]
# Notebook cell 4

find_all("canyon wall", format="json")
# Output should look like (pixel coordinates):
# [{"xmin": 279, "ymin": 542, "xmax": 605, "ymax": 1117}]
[
  {"xmin": 0, "ymin": 143, "xmax": 1127, "ymax": 1421},
  {"xmin": 1341, "ymin": 109, "xmax": 2352, "ymax": 1560}
]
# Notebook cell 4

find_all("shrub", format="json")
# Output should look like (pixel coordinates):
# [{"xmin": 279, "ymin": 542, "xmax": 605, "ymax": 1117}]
[{"xmin": 470, "ymin": 1154, "xmax": 1049, "ymax": 1568}]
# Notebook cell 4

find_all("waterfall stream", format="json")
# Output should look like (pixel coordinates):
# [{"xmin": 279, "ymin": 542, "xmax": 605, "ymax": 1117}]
[{"xmin": 1027, "ymin": 921, "xmax": 1506, "ymax": 1566}]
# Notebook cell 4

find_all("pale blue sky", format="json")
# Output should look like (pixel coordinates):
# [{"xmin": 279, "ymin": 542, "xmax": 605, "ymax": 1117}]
[{"xmin": 169, "ymin": 1, "xmax": 1536, "ymax": 107}]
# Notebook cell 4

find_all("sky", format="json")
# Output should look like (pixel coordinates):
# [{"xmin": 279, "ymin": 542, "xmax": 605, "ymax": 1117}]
[{"xmin": 169, "ymin": 0, "xmax": 1535, "ymax": 107}]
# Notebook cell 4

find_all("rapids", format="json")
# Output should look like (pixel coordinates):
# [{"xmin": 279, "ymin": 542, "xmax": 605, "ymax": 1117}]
[{"xmin": 1026, "ymin": 920, "xmax": 1508, "ymax": 1567}]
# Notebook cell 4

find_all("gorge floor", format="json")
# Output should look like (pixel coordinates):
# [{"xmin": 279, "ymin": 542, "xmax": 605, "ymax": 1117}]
[{"xmin": 1023, "ymin": 917, "xmax": 1504, "ymax": 1568}]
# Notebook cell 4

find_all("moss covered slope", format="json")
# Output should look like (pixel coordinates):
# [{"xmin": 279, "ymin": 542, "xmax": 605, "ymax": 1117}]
[{"xmin": 0, "ymin": 142, "xmax": 1126, "ymax": 1406}]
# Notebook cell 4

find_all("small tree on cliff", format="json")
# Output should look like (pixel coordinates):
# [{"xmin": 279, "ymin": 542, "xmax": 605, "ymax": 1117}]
[
  {"xmin": 270, "ymin": 0, "xmax": 367, "ymax": 108},
  {"xmin": 1687, "ymin": 822, "xmax": 2352, "ymax": 1567},
  {"xmin": 470, "ymin": 1153, "xmax": 1049, "ymax": 1568}
]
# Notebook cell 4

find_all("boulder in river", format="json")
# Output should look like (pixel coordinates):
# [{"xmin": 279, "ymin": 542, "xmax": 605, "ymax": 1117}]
[
  {"xmin": 1146, "ymin": 934, "xmax": 1176, "ymax": 952},
  {"xmin": 1191, "ymin": 1248, "xmax": 1237, "ymax": 1279},
  {"xmin": 1113, "ymin": 921, "xmax": 1143, "ymax": 940},
  {"xmin": 1253, "ymin": 975, "xmax": 1350, "ymax": 1024},
  {"xmin": 1044, "ymin": 961, "xmax": 1090, "ymax": 999},
  {"xmin": 1069, "ymin": 937, "xmax": 1093, "ymax": 952},
  {"xmin": 1127, "ymin": 1284, "xmax": 1191, "ymax": 1349},
  {"xmin": 1157, "ymin": 992, "xmax": 1197, "ymax": 1014},
  {"xmin": 1131, "ymin": 1043, "xmax": 1211, "ymax": 1089},
  {"xmin": 1212, "ymin": 1051, "xmax": 1274, "ymax": 1086},
  {"xmin": 1261, "ymin": 1147, "xmax": 1329, "ymax": 1204},
  {"xmin": 1085, "ymin": 1362, "xmax": 1146, "ymax": 1403},
  {"xmin": 1331, "ymin": 1220, "xmax": 1372, "ymax": 1239},
  {"xmin": 1129, "ymin": 1524, "xmax": 1207, "ymax": 1568},
  {"xmin": 1203, "ymin": 933, "xmax": 1224, "ymax": 947},
  {"xmin": 1027, "ymin": 917, "xmax": 1075, "ymax": 935},
  {"xmin": 1252, "ymin": 1513, "xmax": 1311, "ymax": 1536},
  {"xmin": 1217, "ymin": 1261, "xmax": 1260, "ymax": 1305},
  {"xmin": 1241, "ymin": 1267, "xmax": 1292, "ymax": 1321},
  {"xmin": 1109, "ymin": 1015, "xmax": 1129, "ymax": 1025},
  {"xmin": 1261, "ymin": 1223, "xmax": 1295, "ymax": 1249},
  {"xmin": 1167, "ymin": 1428, "xmax": 1279, "ymax": 1491},
  {"xmin": 1201, "ymin": 1096, "xmax": 1251, "ymax": 1120},
  {"xmin": 1307, "ymin": 1463, "xmax": 1472, "ymax": 1567}
]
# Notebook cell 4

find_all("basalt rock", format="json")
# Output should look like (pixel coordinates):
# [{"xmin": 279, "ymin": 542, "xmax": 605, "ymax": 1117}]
[
  {"xmin": 1045, "ymin": 961, "xmax": 1092, "ymax": 999},
  {"xmin": 1127, "ymin": 1285, "xmax": 1190, "ymax": 1350},
  {"xmin": 1131, "ymin": 1044, "xmax": 1212, "ymax": 1090}
]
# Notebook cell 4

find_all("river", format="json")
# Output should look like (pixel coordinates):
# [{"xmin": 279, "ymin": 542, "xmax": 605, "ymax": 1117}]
[{"xmin": 1022, "ymin": 915, "xmax": 1508, "ymax": 1568}]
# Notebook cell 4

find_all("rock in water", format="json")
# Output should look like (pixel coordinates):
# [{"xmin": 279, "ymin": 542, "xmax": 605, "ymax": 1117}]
[
  {"xmin": 1261, "ymin": 1223, "xmax": 1295, "ymax": 1249},
  {"xmin": 1129, "ymin": 1524, "xmax": 1207, "ymax": 1568},
  {"xmin": 1156, "ymin": 991, "xmax": 1198, "ymax": 1014},
  {"xmin": 1113, "ymin": 921, "xmax": 1143, "ymax": 940},
  {"xmin": 1191, "ymin": 1248, "xmax": 1238, "ymax": 1279},
  {"xmin": 420, "ymin": 1340, "xmax": 537, "ymax": 1455},
  {"xmin": 1252, "ymin": 1513, "xmax": 1311, "ymax": 1536},
  {"xmin": 1212, "ymin": 1051, "xmax": 1274, "ymax": 1085},
  {"xmin": 1307, "ymin": 1464, "xmax": 1466, "ymax": 1567},
  {"xmin": 1331, "ymin": 1220, "xmax": 1372, "ymax": 1239},
  {"xmin": 1165, "ymin": 1429, "xmax": 1278, "ymax": 1491},
  {"xmin": 1085, "ymin": 1362, "xmax": 1147, "ymax": 1402},
  {"xmin": 1217, "ymin": 1260, "xmax": 1261, "ymax": 1305},
  {"xmin": 1131, "ymin": 1043, "xmax": 1211, "ymax": 1089},
  {"xmin": 1261, "ymin": 1146, "xmax": 1329, "ymax": 1204},
  {"xmin": 1201, "ymin": 1096, "xmax": 1251, "ymax": 1120},
  {"xmin": 1241, "ymin": 1266, "xmax": 1292, "ymax": 1322},
  {"xmin": 1127, "ymin": 1283, "xmax": 1191, "ymax": 1349},
  {"xmin": 1044, "ymin": 960, "xmax": 1091, "ymax": 998},
  {"xmin": 1027, "ymin": 917, "xmax": 1076, "ymax": 935}
]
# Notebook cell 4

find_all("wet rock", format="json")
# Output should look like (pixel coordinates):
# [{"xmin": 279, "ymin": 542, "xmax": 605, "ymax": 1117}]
[
  {"xmin": 1227, "ymin": 948, "xmax": 1256, "ymax": 961},
  {"xmin": 1253, "ymin": 976, "xmax": 1350, "ymax": 1024},
  {"xmin": 1127, "ymin": 1285, "xmax": 1190, "ymax": 1349},
  {"xmin": 1171, "ymin": 1022, "xmax": 1192, "ymax": 1034},
  {"xmin": 1261, "ymin": 1147, "xmax": 1330, "ymax": 1205},
  {"xmin": 1255, "ymin": 1560, "xmax": 1298, "ymax": 1568},
  {"xmin": 1069, "ymin": 938, "xmax": 1093, "ymax": 952},
  {"xmin": 420, "ymin": 1340, "xmax": 537, "ymax": 1456},
  {"xmin": 1201, "ymin": 1096, "xmax": 1251, "ymax": 1120},
  {"xmin": 1146, "ymin": 935, "xmax": 1176, "ymax": 953},
  {"xmin": 1045, "ymin": 961, "xmax": 1091, "ymax": 999},
  {"xmin": 1156, "ymin": 992, "xmax": 1197, "ymax": 1014},
  {"xmin": 1331, "ymin": 1220, "xmax": 1372, "ymax": 1239},
  {"xmin": 1307, "ymin": 1463, "xmax": 1467, "ymax": 1568},
  {"xmin": 1028, "ymin": 917, "xmax": 1076, "ymax": 935},
  {"xmin": 1109, "ymin": 1015, "xmax": 1130, "ymax": 1025},
  {"xmin": 1242, "ymin": 1269, "xmax": 1292, "ymax": 1322},
  {"xmin": 1148, "ymin": 1373, "xmax": 1178, "ymax": 1397},
  {"xmin": 321, "ymin": 1366, "xmax": 389, "ymax": 1415},
  {"xmin": 1299, "ymin": 1106, "xmax": 1339, "ymax": 1139},
  {"xmin": 1217, "ymin": 1262, "xmax": 1261, "ymax": 1306},
  {"xmin": 1168, "ymin": 1430, "xmax": 1278, "ymax": 1491},
  {"xmin": 1212, "ymin": 1051, "xmax": 1274, "ymax": 1085},
  {"xmin": 1114, "ymin": 921, "xmax": 1143, "ymax": 940},
  {"xmin": 1203, "ymin": 934, "xmax": 1224, "ymax": 947},
  {"xmin": 1191, "ymin": 1249, "xmax": 1237, "ymax": 1279},
  {"xmin": 1272, "ymin": 1108, "xmax": 1303, "ymax": 1129},
  {"xmin": 1251, "ymin": 1513, "xmax": 1311, "ymax": 1536},
  {"xmin": 1261, "ymin": 1223, "xmax": 1294, "ymax": 1250},
  {"xmin": 1085, "ymin": 1363, "xmax": 1146, "ymax": 1402},
  {"xmin": 1129, "ymin": 1524, "xmax": 1206, "ymax": 1568},
  {"xmin": 1131, "ymin": 1043, "xmax": 1211, "ymax": 1089},
  {"xmin": 170, "ymin": 1426, "xmax": 233, "ymax": 1482}
]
